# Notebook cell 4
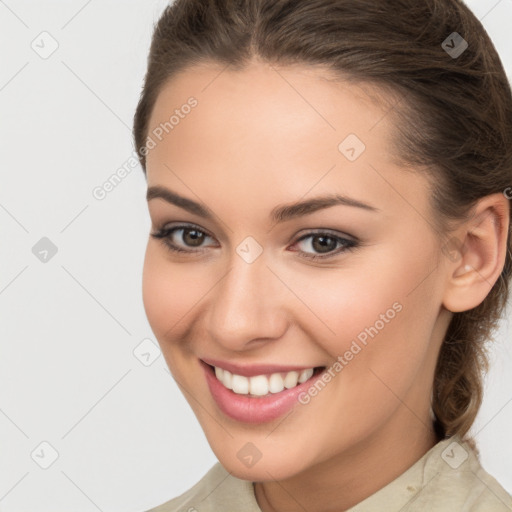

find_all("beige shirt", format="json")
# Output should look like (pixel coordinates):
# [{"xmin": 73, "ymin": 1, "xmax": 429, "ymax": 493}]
[{"xmin": 147, "ymin": 436, "xmax": 512, "ymax": 511}]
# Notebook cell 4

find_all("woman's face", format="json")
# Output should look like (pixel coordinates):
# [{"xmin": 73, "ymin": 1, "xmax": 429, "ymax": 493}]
[{"xmin": 143, "ymin": 60, "xmax": 452, "ymax": 480}]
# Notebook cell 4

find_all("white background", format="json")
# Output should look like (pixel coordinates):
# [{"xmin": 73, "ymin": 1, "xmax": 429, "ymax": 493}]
[{"xmin": 0, "ymin": 1, "xmax": 511, "ymax": 511}]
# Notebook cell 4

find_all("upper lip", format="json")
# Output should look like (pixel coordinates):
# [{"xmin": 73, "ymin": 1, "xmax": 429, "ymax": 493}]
[{"xmin": 201, "ymin": 358, "xmax": 322, "ymax": 377}]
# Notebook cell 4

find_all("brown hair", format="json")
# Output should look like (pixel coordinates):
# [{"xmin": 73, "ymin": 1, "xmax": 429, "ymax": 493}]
[{"xmin": 133, "ymin": 0, "xmax": 512, "ymax": 441}]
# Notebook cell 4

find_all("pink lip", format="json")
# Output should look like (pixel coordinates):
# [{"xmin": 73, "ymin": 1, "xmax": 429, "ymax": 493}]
[
  {"xmin": 201, "ymin": 360, "xmax": 324, "ymax": 423},
  {"xmin": 201, "ymin": 357, "xmax": 317, "ymax": 377}
]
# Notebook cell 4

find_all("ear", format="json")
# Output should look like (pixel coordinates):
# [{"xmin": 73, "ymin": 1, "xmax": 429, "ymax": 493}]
[{"xmin": 442, "ymin": 193, "xmax": 510, "ymax": 313}]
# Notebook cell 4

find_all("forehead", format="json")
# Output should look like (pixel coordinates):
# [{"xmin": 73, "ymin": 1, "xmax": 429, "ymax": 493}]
[
  {"xmin": 147, "ymin": 61, "xmax": 394, "ymax": 166},
  {"xmin": 145, "ymin": 59, "xmax": 431, "ymax": 223},
  {"xmin": 147, "ymin": 59, "xmax": 395, "ymax": 147}
]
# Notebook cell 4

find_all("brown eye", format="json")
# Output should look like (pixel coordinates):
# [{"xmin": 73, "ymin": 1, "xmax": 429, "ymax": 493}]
[
  {"xmin": 150, "ymin": 224, "xmax": 216, "ymax": 254},
  {"xmin": 293, "ymin": 231, "xmax": 359, "ymax": 260},
  {"xmin": 311, "ymin": 235, "xmax": 338, "ymax": 254},
  {"xmin": 182, "ymin": 228, "xmax": 206, "ymax": 247}
]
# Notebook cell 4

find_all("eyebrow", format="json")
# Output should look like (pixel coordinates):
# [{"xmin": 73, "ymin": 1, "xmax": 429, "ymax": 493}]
[{"xmin": 146, "ymin": 185, "xmax": 380, "ymax": 224}]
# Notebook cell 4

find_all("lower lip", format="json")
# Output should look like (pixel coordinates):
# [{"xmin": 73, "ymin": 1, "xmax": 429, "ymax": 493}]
[{"xmin": 201, "ymin": 360, "xmax": 324, "ymax": 424}]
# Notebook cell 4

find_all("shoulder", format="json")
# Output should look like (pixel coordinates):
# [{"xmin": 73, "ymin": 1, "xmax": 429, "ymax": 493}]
[
  {"xmin": 464, "ymin": 467, "xmax": 512, "ymax": 511},
  {"xmin": 419, "ymin": 437, "xmax": 512, "ymax": 511},
  {"xmin": 350, "ymin": 436, "xmax": 512, "ymax": 512},
  {"xmin": 145, "ymin": 462, "xmax": 261, "ymax": 512}
]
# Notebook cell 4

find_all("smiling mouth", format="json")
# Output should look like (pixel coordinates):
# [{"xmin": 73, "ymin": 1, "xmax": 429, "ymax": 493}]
[{"xmin": 204, "ymin": 363, "xmax": 326, "ymax": 397}]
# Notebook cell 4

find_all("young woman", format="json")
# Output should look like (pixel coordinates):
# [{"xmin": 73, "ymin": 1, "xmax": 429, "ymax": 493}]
[{"xmin": 133, "ymin": 0, "xmax": 512, "ymax": 510}]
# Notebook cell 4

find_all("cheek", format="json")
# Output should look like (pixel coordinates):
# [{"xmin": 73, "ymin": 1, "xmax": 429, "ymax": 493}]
[
  {"xmin": 142, "ymin": 245, "xmax": 208, "ymax": 343},
  {"xmin": 286, "ymin": 251, "xmax": 441, "ymax": 446},
  {"xmin": 297, "ymin": 245, "xmax": 440, "ymax": 383}
]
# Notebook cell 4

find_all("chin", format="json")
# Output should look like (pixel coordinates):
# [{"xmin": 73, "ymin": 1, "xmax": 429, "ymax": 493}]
[{"xmin": 214, "ymin": 448, "xmax": 312, "ymax": 482}]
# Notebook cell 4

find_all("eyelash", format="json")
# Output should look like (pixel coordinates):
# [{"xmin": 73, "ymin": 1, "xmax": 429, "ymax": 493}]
[{"xmin": 150, "ymin": 223, "xmax": 359, "ymax": 261}]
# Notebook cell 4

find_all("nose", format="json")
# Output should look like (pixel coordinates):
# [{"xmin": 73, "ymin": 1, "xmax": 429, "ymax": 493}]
[{"xmin": 204, "ymin": 249, "xmax": 289, "ymax": 351}]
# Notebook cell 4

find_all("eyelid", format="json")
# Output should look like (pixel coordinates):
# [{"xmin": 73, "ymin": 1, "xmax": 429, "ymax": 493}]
[
  {"xmin": 153, "ymin": 221, "xmax": 216, "ymax": 240},
  {"xmin": 294, "ymin": 227, "xmax": 356, "ymax": 242},
  {"xmin": 151, "ymin": 220, "xmax": 219, "ymax": 247}
]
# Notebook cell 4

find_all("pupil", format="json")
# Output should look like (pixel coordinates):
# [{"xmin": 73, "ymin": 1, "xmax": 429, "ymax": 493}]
[
  {"xmin": 185, "ymin": 229, "xmax": 204, "ymax": 246},
  {"xmin": 313, "ymin": 235, "xmax": 336, "ymax": 253}
]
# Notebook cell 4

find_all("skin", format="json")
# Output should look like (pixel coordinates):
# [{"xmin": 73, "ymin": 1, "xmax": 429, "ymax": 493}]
[{"xmin": 142, "ymin": 58, "xmax": 510, "ymax": 512}]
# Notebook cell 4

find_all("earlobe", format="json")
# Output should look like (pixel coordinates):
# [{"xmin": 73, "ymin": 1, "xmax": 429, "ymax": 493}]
[{"xmin": 442, "ymin": 193, "xmax": 510, "ymax": 313}]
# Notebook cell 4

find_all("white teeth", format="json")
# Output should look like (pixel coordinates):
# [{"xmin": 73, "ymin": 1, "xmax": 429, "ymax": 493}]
[
  {"xmin": 249, "ymin": 375, "xmax": 269, "ymax": 396},
  {"xmin": 298, "ymin": 368, "xmax": 314, "ymax": 383},
  {"xmin": 213, "ymin": 366, "xmax": 317, "ymax": 396},
  {"xmin": 231, "ymin": 374, "xmax": 249, "ymax": 394},
  {"xmin": 268, "ymin": 373, "xmax": 285, "ymax": 393},
  {"xmin": 222, "ymin": 369, "xmax": 233, "ymax": 390},
  {"xmin": 283, "ymin": 371, "xmax": 299, "ymax": 389}
]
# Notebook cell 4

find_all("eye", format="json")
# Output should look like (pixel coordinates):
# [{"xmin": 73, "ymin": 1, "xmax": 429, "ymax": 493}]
[
  {"xmin": 150, "ymin": 223, "xmax": 359, "ymax": 260},
  {"xmin": 291, "ymin": 231, "xmax": 359, "ymax": 260},
  {"xmin": 150, "ymin": 223, "xmax": 217, "ymax": 254}
]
